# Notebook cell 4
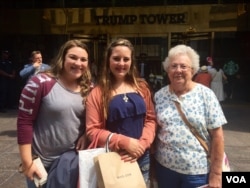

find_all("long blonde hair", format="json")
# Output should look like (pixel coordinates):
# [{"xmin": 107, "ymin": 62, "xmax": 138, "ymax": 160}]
[{"xmin": 98, "ymin": 38, "xmax": 146, "ymax": 119}]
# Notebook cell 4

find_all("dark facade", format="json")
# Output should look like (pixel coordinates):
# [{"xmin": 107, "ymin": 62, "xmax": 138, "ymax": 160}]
[
  {"xmin": 0, "ymin": 0, "xmax": 242, "ymax": 8},
  {"xmin": 0, "ymin": 1, "xmax": 250, "ymax": 101}
]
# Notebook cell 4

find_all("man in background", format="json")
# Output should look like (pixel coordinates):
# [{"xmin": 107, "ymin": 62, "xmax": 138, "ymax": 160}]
[
  {"xmin": 223, "ymin": 59, "xmax": 239, "ymax": 100},
  {"xmin": 19, "ymin": 50, "xmax": 50, "ymax": 83}
]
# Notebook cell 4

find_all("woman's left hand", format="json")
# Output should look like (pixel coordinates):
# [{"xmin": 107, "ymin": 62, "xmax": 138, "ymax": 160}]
[
  {"xmin": 209, "ymin": 171, "xmax": 222, "ymax": 188},
  {"xmin": 124, "ymin": 138, "xmax": 145, "ymax": 158},
  {"xmin": 119, "ymin": 151, "xmax": 137, "ymax": 163},
  {"xmin": 75, "ymin": 134, "xmax": 87, "ymax": 150}
]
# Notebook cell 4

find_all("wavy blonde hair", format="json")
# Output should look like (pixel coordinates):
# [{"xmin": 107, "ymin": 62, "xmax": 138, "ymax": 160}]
[{"xmin": 46, "ymin": 39, "xmax": 92, "ymax": 104}]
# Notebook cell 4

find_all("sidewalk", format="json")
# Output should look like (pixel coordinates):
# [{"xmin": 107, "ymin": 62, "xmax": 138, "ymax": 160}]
[
  {"xmin": 0, "ymin": 109, "xmax": 26, "ymax": 188},
  {"xmin": 0, "ymin": 100, "xmax": 250, "ymax": 188},
  {"xmin": 222, "ymin": 101, "xmax": 250, "ymax": 171}
]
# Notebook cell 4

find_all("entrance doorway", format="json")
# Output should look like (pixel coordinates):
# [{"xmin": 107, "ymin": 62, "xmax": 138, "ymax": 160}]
[
  {"xmin": 171, "ymin": 32, "xmax": 212, "ymax": 64},
  {"xmin": 70, "ymin": 34, "xmax": 108, "ymax": 81}
]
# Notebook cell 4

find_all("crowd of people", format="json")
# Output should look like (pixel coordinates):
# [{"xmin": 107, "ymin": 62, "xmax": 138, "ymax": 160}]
[
  {"xmin": 0, "ymin": 38, "xmax": 236, "ymax": 187},
  {"xmin": 193, "ymin": 56, "xmax": 240, "ymax": 103}
]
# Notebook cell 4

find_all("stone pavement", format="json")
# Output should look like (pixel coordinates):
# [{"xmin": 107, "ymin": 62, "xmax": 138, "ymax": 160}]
[
  {"xmin": 221, "ymin": 101, "xmax": 250, "ymax": 171},
  {"xmin": 0, "ymin": 100, "xmax": 250, "ymax": 188},
  {"xmin": 0, "ymin": 109, "xmax": 26, "ymax": 188}
]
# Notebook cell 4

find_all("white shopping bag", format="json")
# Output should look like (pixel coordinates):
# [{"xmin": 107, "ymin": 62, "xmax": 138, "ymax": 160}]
[{"xmin": 78, "ymin": 148, "xmax": 106, "ymax": 188}]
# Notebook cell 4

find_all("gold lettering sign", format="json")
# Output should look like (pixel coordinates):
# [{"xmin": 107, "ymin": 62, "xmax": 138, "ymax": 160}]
[{"xmin": 95, "ymin": 13, "xmax": 186, "ymax": 25}]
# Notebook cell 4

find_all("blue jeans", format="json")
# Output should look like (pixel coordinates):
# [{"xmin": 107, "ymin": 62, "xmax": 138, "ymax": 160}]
[
  {"xmin": 137, "ymin": 150, "xmax": 150, "ymax": 185},
  {"xmin": 156, "ymin": 161, "xmax": 208, "ymax": 188}
]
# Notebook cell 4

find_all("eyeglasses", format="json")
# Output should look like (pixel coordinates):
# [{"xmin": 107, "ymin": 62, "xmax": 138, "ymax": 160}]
[{"xmin": 169, "ymin": 64, "xmax": 192, "ymax": 71}]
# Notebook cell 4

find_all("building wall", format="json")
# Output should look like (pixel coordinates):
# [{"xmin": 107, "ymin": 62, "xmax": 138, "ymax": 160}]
[
  {"xmin": 0, "ymin": 4, "xmax": 240, "ymax": 35},
  {"xmin": 43, "ymin": 4, "xmax": 238, "ymax": 35}
]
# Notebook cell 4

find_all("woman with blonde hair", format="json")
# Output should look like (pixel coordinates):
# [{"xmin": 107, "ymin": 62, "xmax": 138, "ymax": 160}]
[
  {"xmin": 17, "ymin": 39, "xmax": 92, "ymax": 188},
  {"xmin": 85, "ymin": 38, "xmax": 157, "ymax": 185}
]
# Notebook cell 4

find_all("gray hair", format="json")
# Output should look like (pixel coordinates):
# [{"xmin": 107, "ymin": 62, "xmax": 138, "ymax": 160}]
[{"xmin": 162, "ymin": 44, "xmax": 200, "ymax": 74}]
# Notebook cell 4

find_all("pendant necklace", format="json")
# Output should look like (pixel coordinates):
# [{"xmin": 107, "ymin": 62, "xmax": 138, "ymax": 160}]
[
  {"xmin": 113, "ymin": 84, "xmax": 129, "ymax": 102},
  {"xmin": 123, "ymin": 94, "xmax": 128, "ymax": 102}
]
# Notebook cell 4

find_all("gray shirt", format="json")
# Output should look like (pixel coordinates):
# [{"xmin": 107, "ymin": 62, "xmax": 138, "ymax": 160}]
[{"xmin": 17, "ymin": 73, "xmax": 85, "ymax": 167}]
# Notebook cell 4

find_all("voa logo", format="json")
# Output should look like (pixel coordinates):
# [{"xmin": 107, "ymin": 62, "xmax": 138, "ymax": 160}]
[{"xmin": 226, "ymin": 176, "xmax": 246, "ymax": 184}]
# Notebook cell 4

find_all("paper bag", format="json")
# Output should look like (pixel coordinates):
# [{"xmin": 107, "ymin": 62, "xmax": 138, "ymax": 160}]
[
  {"xmin": 94, "ymin": 152, "xmax": 146, "ymax": 188},
  {"xmin": 79, "ymin": 148, "xmax": 106, "ymax": 188}
]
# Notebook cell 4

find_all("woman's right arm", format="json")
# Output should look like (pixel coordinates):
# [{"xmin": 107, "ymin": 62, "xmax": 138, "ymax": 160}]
[
  {"xmin": 17, "ymin": 74, "xmax": 51, "ymax": 179},
  {"xmin": 85, "ymin": 87, "xmax": 111, "ymax": 148},
  {"xmin": 19, "ymin": 64, "xmax": 35, "ymax": 79}
]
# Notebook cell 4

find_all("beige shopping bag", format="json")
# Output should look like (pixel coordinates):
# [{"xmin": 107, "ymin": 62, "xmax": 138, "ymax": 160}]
[{"xmin": 94, "ymin": 151, "xmax": 146, "ymax": 188}]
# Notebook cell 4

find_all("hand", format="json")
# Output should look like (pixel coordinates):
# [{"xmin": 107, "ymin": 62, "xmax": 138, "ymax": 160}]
[
  {"xmin": 23, "ymin": 161, "xmax": 42, "ymax": 181},
  {"xmin": 120, "ymin": 151, "xmax": 137, "ymax": 163},
  {"xmin": 75, "ymin": 134, "xmax": 87, "ymax": 150},
  {"xmin": 33, "ymin": 61, "xmax": 41, "ymax": 68},
  {"xmin": 209, "ymin": 172, "xmax": 222, "ymax": 188},
  {"xmin": 124, "ymin": 138, "xmax": 145, "ymax": 158}
]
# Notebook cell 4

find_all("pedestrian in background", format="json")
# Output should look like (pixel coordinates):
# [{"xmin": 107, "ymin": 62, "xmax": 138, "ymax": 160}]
[
  {"xmin": 223, "ymin": 59, "xmax": 239, "ymax": 100},
  {"xmin": 0, "ymin": 50, "xmax": 16, "ymax": 112},
  {"xmin": 209, "ymin": 62, "xmax": 227, "ymax": 102},
  {"xmin": 17, "ymin": 40, "xmax": 92, "ymax": 188},
  {"xmin": 154, "ymin": 44, "xmax": 227, "ymax": 188},
  {"xmin": 19, "ymin": 50, "xmax": 50, "ymax": 83},
  {"xmin": 206, "ymin": 56, "xmax": 213, "ymax": 70},
  {"xmin": 193, "ymin": 65, "xmax": 212, "ymax": 88},
  {"xmin": 85, "ymin": 38, "xmax": 157, "ymax": 186}
]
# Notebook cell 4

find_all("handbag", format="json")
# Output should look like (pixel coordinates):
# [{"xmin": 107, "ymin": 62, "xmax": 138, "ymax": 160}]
[
  {"xmin": 78, "ymin": 133, "xmax": 113, "ymax": 188},
  {"xmin": 79, "ymin": 147, "xmax": 106, "ymax": 188},
  {"xmin": 94, "ymin": 136, "xmax": 146, "ymax": 188},
  {"xmin": 174, "ymin": 101, "xmax": 230, "ymax": 172}
]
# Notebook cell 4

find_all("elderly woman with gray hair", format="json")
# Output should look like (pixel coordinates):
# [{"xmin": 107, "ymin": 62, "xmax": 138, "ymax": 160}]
[{"xmin": 154, "ymin": 44, "xmax": 227, "ymax": 188}]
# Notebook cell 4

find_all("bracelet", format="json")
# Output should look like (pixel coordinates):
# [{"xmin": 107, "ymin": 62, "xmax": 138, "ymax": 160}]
[{"xmin": 18, "ymin": 161, "xmax": 33, "ymax": 173}]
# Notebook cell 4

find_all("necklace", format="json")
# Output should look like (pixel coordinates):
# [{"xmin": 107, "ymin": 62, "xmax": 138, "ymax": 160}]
[
  {"xmin": 112, "ymin": 83, "xmax": 129, "ymax": 102},
  {"xmin": 123, "ymin": 94, "xmax": 128, "ymax": 102}
]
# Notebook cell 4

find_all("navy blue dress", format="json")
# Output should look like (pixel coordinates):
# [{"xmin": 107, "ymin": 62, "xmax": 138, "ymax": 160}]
[
  {"xmin": 106, "ymin": 92, "xmax": 150, "ymax": 183},
  {"xmin": 107, "ymin": 92, "xmax": 146, "ymax": 138}
]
